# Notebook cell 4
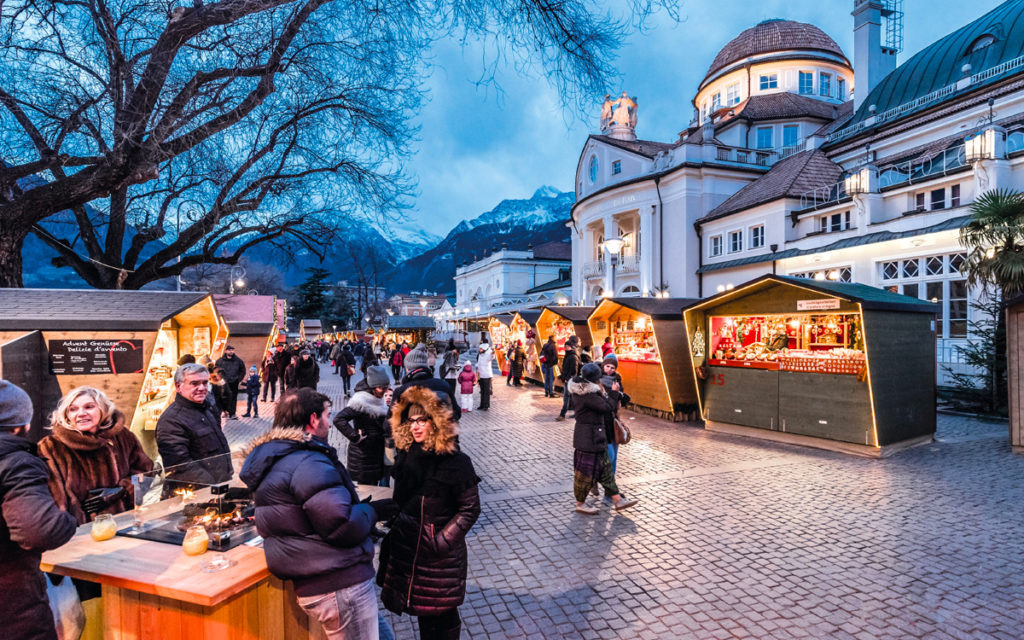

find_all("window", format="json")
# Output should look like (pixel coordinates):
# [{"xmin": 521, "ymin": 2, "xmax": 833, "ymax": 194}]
[
  {"xmin": 949, "ymin": 279, "xmax": 968, "ymax": 337},
  {"xmin": 927, "ymin": 282, "xmax": 944, "ymax": 335},
  {"xmin": 880, "ymin": 252, "xmax": 971, "ymax": 339},
  {"xmin": 612, "ymin": 160, "xmax": 622, "ymax": 175},
  {"xmin": 783, "ymin": 125, "xmax": 799, "ymax": 148},
  {"xmin": 968, "ymin": 34, "xmax": 996, "ymax": 54},
  {"xmin": 819, "ymin": 72, "xmax": 831, "ymax": 97},
  {"xmin": 902, "ymin": 259, "xmax": 919, "ymax": 278},
  {"xmin": 949, "ymin": 252, "xmax": 966, "ymax": 273},
  {"xmin": 819, "ymin": 211, "xmax": 851, "ymax": 233},
  {"xmin": 799, "ymin": 71, "xmax": 814, "ymax": 94},
  {"xmin": 915, "ymin": 193, "xmax": 926, "ymax": 212},
  {"xmin": 951, "ymin": 184, "xmax": 961, "ymax": 207},
  {"xmin": 790, "ymin": 267, "xmax": 852, "ymax": 283},
  {"xmin": 728, "ymin": 230, "xmax": 743, "ymax": 253},
  {"xmin": 837, "ymin": 78, "xmax": 846, "ymax": 100},
  {"xmin": 727, "ymin": 83, "xmax": 740, "ymax": 105},
  {"xmin": 750, "ymin": 225, "xmax": 765, "ymax": 248},
  {"xmin": 756, "ymin": 127, "xmax": 773, "ymax": 149},
  {"xmin": 709, "ymin": 235, "xmax": 723, "ymax": 257},
  {"xmin": 882, "ymin": 261, "xmax": 899, "ymax": 280},
  {"xmin": 926, "ymin": 256, "xmax": 944, "ymax": 276},
  {"xmin": 712, "ymin": 93, "xmax": 722, "ymax": 111},
  {"xmin": 759, "ymin": 73, "xmax": 778, "ymax": 90},
  {"xmin": 589, "ymin": 156, "xmax": 598, "ymax": 183},
  {"xmin": 931, "ymin": 188, "xmax": 946, "ymax": 210}
]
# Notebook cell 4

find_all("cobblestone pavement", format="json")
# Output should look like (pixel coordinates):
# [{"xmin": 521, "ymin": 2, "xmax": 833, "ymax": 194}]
[{"xmin": 222, "ymin": 361, "xmax": 1024, "ymax": 639}]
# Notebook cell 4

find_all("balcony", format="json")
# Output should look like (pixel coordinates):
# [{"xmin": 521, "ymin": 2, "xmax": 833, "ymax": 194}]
[
  {"xmin": 617, "ymin": 254, "xmax": 641, "ymax": 274},
  {"xmin": 583, "ymin": 261, "xmax": 606, "ymax": 279}
]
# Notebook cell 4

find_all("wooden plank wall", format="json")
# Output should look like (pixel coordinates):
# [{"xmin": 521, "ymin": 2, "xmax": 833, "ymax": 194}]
[
  {"xmin": 653, "ymin": 318, "xmax": 699, "ymax": 409},
  {"xmin": 0, "ymin": 331, "xmax": 64, "ymax": 442},
  {"xmin": 1009, "ymin": 303, "xmax": 1023, "ymax": 449}
]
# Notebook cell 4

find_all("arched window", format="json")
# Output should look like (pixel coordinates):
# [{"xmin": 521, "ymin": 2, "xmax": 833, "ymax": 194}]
[
  {"xmin": 620, "ymin": 285, "xmax": 641, "ymax": 296},
  {"xmin": 968, "ymin": 34, "xmax": 996, "ymax": 54},
  {"xmin": 588, "ymin": 156, "xmax": 599, "ymax": 183}
]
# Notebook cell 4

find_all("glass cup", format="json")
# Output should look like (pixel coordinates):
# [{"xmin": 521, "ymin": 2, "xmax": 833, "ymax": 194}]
[
  {"xmin": 90, "ymin": 514, "xmax": 117, "ymax": 541},
  {"xmin": 182, "ymin": 525, "xmax": 209, "ymax": 556}
]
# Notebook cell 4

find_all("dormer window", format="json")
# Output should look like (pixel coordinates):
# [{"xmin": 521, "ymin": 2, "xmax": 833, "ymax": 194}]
[
  {"xmin": 819, "ymin": 72, "xmax": 831, "ymax": 97},
  {"xmin": 612, "ymin": 160, "xmax": 622, "ymax": 175},
  {"xmin": 727, "ymin": 83, "xmax": 740, "ymax": 105},
  {"xmin": 712, "ymin": 93, "xmax": 722, "ymax": 111},
  {"xmin": 759, "ymin": 73, "xmax": 778, "ymax": 90},
  {"xmin": 837, "ymin": 77, "xmax": 846, "ymax": 100},
  {"xmin": 968, "ymin": 34, "xmax": 996, "ymax": 54},
  {"xmin": 799, "ymin": 71, "xmax": 814, "ymax": 95}
]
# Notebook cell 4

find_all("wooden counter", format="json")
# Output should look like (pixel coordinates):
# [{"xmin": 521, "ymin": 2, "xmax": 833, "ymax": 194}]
[{"xmin": 41, "ymin": 484, "xmax": 392, "ymax": 639}]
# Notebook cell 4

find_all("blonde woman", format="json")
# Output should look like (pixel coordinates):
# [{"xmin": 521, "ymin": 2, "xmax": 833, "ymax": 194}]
[{"xmin": 38, "ymin": 386, "xmax": 153, "ymax": 525}]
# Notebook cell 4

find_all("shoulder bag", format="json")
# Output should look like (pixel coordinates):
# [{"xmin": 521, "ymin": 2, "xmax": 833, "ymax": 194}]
[{"xmin": 613, "ymin": 417, "xmax": 631, "ymax": 445}]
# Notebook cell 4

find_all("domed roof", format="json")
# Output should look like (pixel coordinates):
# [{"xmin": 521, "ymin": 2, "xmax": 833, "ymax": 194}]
[{"xmin": 703, "ymin": 19, "xmax": 848, "ymax": 86}]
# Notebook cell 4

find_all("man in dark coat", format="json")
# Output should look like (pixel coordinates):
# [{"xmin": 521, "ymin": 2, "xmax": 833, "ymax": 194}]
[
  {"xmin": 334, "ymin": 366, "xmax": 391, "ymax": 485},
  {"xmin": 394, "ymin": 344, "xmax": 461, "ymax": 420},
  {"xmin": 540, "ymin": 336, "xmax": 559, "ymax": 397},
  {"xmin": 273, "ymin": 344, "xmax": 291, "ymax": 398},
  {"xmin": 240, "ymin": 388, "xmax": 392, "ymax": 640},
  {"xmin": 215, "ymin": 345, "xmax": 246, "ymax": 419},
  {"xmin": 556, "ymin": 336, "xmax": 581, "ymax": 421},
  {"xmin": 0, "ymin": 381, "xmax": 78, "ymax": 640},
  {"xmin": 156, "ymin": 363, "xmax": 233, "ymax": 486},
  {"xmin": 295, "ymin": 349, "xmax": 320, "ymax": 389}
]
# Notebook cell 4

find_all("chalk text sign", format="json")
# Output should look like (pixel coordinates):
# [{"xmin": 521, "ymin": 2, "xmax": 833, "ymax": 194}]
[{"xmin": 50, "ymin": 339, "xmax": 145, "ymax": 375}]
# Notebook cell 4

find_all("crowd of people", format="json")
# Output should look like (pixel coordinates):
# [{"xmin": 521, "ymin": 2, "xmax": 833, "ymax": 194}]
[{"xmin": 0, "ymin": 327, "xmax": 638, "ymax": 640}]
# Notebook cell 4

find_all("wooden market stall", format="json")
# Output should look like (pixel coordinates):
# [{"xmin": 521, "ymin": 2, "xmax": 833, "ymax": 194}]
[
  {"xmin": 0, "ymin": 290, "xmax": 224, "ymax": 454},
  {"xmin": 536, "ymin": 306, "xmax": 595, "ymax": 382},
  {"xmin": 384, "ymin": 315, "xmax": 436, "ymax": 346},
  {"xmin": 212, "ymin": 295, "xmax": 280, "ymax": 371},
  {"xmin": 682, "ymin": 275, "xmax": 937, "ymax": 456},
  {"xmin": 1008, "ymin": 294, "xmax": 1024, "ymax": 453},
  {"xmin": 299, "ymin": 319, "xmax": 322, "ymax": 341},
  {"xmin": 587, "ymin": 297, "xmax": 699, "ymax": 420},
  {"xmin": 488, "ymin": 314, "xmax": 515, "ymax": 372},
  {"xmin": 517, "ymin": 310, "xmax": 544, "ymax": 386}
]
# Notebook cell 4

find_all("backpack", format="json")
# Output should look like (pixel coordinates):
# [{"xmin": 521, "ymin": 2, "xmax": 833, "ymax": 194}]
[{"xmin": 391, "ymin": 350, "xmax": 403, "ymax": 366}]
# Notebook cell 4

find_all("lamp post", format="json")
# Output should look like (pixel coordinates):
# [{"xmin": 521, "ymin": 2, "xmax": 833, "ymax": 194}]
[
  {"xmin": 602, "ymin": 236, "xmax": 625, "ymax": 298},
  {"xmin": 229, "ymin": 265, "xmax": 246, "ymax": 294},
  {"xmin": 419, "ymin": 299, "xmax": 428, "ymax": 316}
]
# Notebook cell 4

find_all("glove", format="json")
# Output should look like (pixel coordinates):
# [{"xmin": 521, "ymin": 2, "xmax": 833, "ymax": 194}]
[
  {"xmin": 83, "ymin": 487, "xmax": 126, "ymax": 514},
  {"xmin": 356, "ymin": 430, "xmax": 367, "ymax": 444},
  {"xmin": 369, "ymin": 499, "xmax": 399, "ymax": 523}
]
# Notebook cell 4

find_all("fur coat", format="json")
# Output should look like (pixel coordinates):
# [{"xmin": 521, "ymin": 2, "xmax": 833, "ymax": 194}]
[{"xmin": 38, "ymin": 410, "xmax": 154, "ymax": 524}]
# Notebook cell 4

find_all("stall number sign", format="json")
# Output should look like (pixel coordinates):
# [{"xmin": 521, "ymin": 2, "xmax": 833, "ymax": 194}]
[
  {"xmin": 796, "ymin": 299, "xmax": 841, "ymax": 311},
  {"xmin": 50, "ymin": 339, "xmax": 145, "ymax": 375}
]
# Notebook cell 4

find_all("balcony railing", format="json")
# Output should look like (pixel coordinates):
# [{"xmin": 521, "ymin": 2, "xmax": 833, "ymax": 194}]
[
  {"xmin": 617, "ymin": 254, "xmax": 641, "ymax": 274},
  {"xmin": 877, "ymin": 143, "xmax": 966, "ymax": 189},
  {"xmin": 800, "ymin": 180, "xmax": 848, "ymax": 210},
  {"xmin": 714, "ymin": 145, "xmax": 780, "ymax": 167},
  {"xmin": 583, "ymin": 261, "xmax": 606, "ymax": 278}
]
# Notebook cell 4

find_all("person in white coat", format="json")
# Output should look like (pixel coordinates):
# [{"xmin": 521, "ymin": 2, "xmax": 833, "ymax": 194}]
[{"xmin": 475, "ymin": 342, "xmax": 494, "ymax": 411}]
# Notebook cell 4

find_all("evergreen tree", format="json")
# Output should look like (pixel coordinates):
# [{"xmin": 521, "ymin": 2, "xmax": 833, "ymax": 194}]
[{"xmin": 291, "ymin": 268, "xmax": 331, "ymax": 321}]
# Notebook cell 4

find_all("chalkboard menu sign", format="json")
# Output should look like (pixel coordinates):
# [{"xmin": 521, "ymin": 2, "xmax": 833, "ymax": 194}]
[{"xmin": 50, "ymin": 339, "xmax": 145, "ymax": 375}]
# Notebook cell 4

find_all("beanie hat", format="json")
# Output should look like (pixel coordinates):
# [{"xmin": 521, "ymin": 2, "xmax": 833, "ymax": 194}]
[
  {"xmin": 300, "ymin": 349, "xmax": 311, "ymax": 356},
  {"xmin": 602, "ymin": 354, "xmax": 618, "ymax": 368},
  {"xmin": 403, "ymin": 344, "xmax": 429, "ymax": 370},
  {"xmin": 365, "ymin": 365, "xmax": 390, "ymax": 388},
  {"xmin": 580, "ymin": 362, "xmax": 602, "ymax": 383},
  {"xmin": 0, "ymin": 380, "xmax": 33, "ymax": 428}
]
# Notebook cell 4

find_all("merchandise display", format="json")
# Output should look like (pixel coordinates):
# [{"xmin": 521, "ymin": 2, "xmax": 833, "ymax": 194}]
[
  {"xmin": 133, "ymin": 328, "xmax": 178, "ymax": 432},
  {"xmin": 610, "ymin": 315, "xmax": 660, "ymax": 362}
]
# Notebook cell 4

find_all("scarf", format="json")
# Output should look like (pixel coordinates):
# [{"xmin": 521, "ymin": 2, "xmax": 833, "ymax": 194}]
[{"xmin": 392, "ymin": 442, "xmax": 480, "ymax": 507}]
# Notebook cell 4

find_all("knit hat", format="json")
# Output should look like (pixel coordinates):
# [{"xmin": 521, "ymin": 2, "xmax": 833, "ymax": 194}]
[
  {"xmin": 0, "ymin": 381, "xmax": 33, "ymax": 429},
  {"xmin": 300, "ymin": 349, "xmax": 311, "ymax": 356},
  {"xmin": 580, "ymin": 362, "xmax": 602, "ymax": 383},
  {"xmin": 403, "ymin": 344, "xmax": 429, "ymax": 370},
  {"xmin": 365, "ymin": 365, "xmax": 390, "ymax": 388},
  {"xmin": 602, "ymin": 354, "xmax": 618, "ymax": 368}
]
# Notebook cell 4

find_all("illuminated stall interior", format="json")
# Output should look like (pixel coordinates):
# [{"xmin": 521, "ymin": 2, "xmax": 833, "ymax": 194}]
[
  {"xmin": 683, "ymin": 275, "xmax": 936, "ymax": 456},
  {"xmin": 384, "ymin": 315, "xmax": 436, "ymax": 346},
  {"xmin": 535, "ymin": 306, "xmax": 594, "ymax": 385},
  {"xmin": 211, "ymin": 294, "xmax": 280, "ymax": 373},
  {"xmin": 488, "ymin": 315, "xmax": 514, "ymax": 371},
  {"xmin": 588, "ymin": 297, "xmax": 699, "ymax": 419},
  {"xmin": 516, "ymin": 310, "xmax": 544, "ymax": 385}
]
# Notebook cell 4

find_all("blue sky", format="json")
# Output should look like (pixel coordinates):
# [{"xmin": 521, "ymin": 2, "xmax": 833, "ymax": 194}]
[{"xmin": 399, "ymin": 0, "xmax": 1006, "ymax": 236}]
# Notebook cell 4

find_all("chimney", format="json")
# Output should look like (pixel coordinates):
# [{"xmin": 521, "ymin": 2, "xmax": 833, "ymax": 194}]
[{"xmin": 852, "ymin": 0, "xmax": 898, "ymax": 110}]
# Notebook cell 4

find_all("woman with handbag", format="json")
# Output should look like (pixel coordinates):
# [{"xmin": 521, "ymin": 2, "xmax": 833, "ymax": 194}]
[
  {"xmin": 378, "ymin": 386, "xmax": 481, "ymax": 640},
  {"xmin": 569, "ymin": 363, "xmax": 637, "ymax": 515},
  {"xmin": 338, "ymin": 344, "xmax": 357, "ymax": 398}
]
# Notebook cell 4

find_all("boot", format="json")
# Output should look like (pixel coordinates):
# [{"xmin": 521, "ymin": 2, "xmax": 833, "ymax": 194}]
[{"xmin": 444, "ymin": 622, "xmax": 462, "ymax": 639}]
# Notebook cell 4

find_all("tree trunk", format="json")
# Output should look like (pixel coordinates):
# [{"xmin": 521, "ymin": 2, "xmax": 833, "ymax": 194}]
[{"xmin": 0, "ymin": 230, "xmax": 27, "ymax": 287}]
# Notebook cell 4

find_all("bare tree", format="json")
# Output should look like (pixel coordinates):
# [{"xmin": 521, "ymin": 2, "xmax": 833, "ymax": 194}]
[{"xmin": 0, "ymin": 0, "xmax": 673, "ymax": 288}]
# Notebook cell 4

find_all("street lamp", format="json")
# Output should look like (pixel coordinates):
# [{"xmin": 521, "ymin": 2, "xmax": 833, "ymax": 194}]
[
  {"xmin": 229, "ymin": 265, "xmax": 246, "ymax": 294},
  {"xmin": 602, "ymin": 236, "xmax": 625, "ymax": 297},
  {"xmin": 419, "ymin": 299, "xmax": 428, "ymax": 316}
]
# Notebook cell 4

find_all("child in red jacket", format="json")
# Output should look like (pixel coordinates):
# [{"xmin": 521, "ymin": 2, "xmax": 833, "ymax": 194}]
[{"xmin": 457, "ymin": 362, "xmax": 476, "ymax": 412}]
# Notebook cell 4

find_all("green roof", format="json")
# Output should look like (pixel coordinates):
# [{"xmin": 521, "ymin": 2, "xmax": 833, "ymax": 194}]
[{"xmin": 841, "ymin": 0, "xmax": 1024, "ymax": 133}]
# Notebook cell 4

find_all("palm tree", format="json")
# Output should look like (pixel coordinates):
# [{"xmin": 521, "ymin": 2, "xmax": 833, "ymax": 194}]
[{"xmin": 958, "ymin": 188, "xmax": 1024, "ymax": 413}]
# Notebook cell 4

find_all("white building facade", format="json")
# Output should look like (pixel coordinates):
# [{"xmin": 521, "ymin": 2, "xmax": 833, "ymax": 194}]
[
  {"xmin": 571, "ymin": 1, "xmax": 1024, "ymax": 382},
  {"xmin": 453, "ymin": 242, "xmax": 571, "ymax": 315}
]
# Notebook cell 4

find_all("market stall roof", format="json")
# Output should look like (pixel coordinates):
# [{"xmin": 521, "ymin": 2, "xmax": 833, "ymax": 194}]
[
  {"xmin": 386, "ymin": 315, "xmax": 436, "ymax": 330},
  {"xmin": 544, "ymin": 305, "xmax": 595, "ymax": 322},
  {"xmin": 302, "ymin": 319, "xmax": 323, "ymax": 332},
  {"xmin": 492, "ymin": 314, "xmax": 515, "ymax": 326},
  {"xmin": 603, "ymin": 297, "xmax": 700, "ymax": 320},
  {"xmin": 518, "ymin": 310, "xmax": 542, "ymax": 325},
  {"xmin": 0, "ymin": 289, "xmax": 212, "ymax": 331},
  {"xmin": 212, "ymin": 294, "xmax": 276, "ymax": 336},
  {"xmin": 683, "ymin": 275, "xmax": 939, "ymax": 314}
]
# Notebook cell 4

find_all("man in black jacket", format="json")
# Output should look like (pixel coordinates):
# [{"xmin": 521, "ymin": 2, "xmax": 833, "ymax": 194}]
[
  {"xmin": 215, "ymin": 345, "xmax": 246, "ymax": 419},
  {"xmin": 540, "ymin": 336, "xmax": 559, "ymax": 397},
  {"xmin": 272, "ymin": 344, "xmax": 291, "ymax": 398},
  {"xmin": 240, "ymin": 388, "xmax": 392, "ymax": 640},
  {"xmin": 157, "ymin": 363, "xmax": 233, "ymax": 487},
  {"xmin": 556, "ymin": 336, "xmax": 581, "ymax": 421},
  {"xmin": 0, "ymin": 381, "xmax": 78, "ymax": 640}
]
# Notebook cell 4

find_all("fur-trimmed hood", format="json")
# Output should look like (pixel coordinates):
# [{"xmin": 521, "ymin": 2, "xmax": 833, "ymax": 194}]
[
  {"xmin": 239, "ymin": 427, "xmax": 328, "ymax": 489},
  {"xmin": 567, "ymin": 379, "xmax": 603, "ymax": 396},
  {"xmin": 345, "ymin": 389, "xmax": 388, "ymax": 418},
  {"xmin": 389, "ymin": 385, "xmax": 458, "ymax": 455}
]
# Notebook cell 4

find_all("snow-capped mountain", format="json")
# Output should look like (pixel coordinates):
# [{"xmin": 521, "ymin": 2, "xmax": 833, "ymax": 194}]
[
  {"xmin": 374, "ymin": 223, "xmax": 443, "ymax": 262},
  {"xmin": 449, "ymin": 186, "xmax": 573, "ymax": 235}
]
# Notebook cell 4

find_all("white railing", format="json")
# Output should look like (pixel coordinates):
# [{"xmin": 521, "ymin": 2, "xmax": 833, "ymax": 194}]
[
  {"xmin": 583, "ymin": 261, "xmax": 605, "ymax": 278},
  {"xmin": 714, "ymin": 145, "xmax": 780, "ymax": 167},
  {"xmin": 618, "ymin": 254, "xmax": 641, "ymax": 274},
  {"xmin": 877, "ymin": 143, "xmax": 966, "ymax": 189},
  {"xmin": 970, "ymin": 54, "xmax": 1024, "ymax": 84},
  {"xmin": 937, "ymin": 338, "xmax": 968, "ymax": 365},
  {"xmin": 800, "ymin": 179, "xmax": 848, "ymax": 210}
]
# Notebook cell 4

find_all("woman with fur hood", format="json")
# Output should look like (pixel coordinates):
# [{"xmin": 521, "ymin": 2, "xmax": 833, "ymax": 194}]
[
  {"xmin": 377, "ymin": 386, "xmax": 481, "ymax": 640},
  {"xmin": 38, "ymin": 386, "xmax": 154, "ymax": 526},
  {"xmin": 333, "ymin": 365, "xmax": 392, "ymax": 485},
  {"xmin": 569, "ymin": 363, "xmax": 638, "ymax": 515}
]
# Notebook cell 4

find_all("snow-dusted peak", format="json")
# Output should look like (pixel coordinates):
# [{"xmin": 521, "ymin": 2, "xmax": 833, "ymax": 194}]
[{"xmin": 532, "ymin": 185, "xmax": 561, "ymax": 199}]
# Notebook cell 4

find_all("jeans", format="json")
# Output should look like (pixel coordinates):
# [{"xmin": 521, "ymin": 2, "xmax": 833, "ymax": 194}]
[
  {"xmin": 245, "ymin": 394, "xmax": 258, "ymax": 417},
  {"xmin": 559, "ymin": 383, "xmax": 571, "ymax": 417},
  {"xmin": 607, "ymin": 442, "xmax": 618, "ymax": 475},
  {"xmin": 541, "ymin": 364, "xmax": 555, "ymax": 395},
  {"xmin": 296, "ymin": 578, "xmax": 392, "ymax": 640}
]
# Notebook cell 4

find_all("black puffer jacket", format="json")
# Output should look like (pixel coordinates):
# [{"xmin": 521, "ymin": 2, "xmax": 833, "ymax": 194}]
[
  {"xmin": 240, "ymin": 429, "xmax": 376, "ymax": 597},
  {"xmin": 569, "ymin": 378, "xmax": 619, "ymax": 452},
  {"xmin": 378, "ymin": 386, "xmax": 480, "ymax": 616},
  {"xmin": 0, "ymin": 432, "xmax": 78, "ymax": 640},
  {"xmin": 156, "ymin": 394, "xmax": 232, "ymax": 485},
  {"xmin": 215, "ymin": 353, "xmax": 246, "ymax": 386},
  {"xmin": 334, "ymin": 381, "xmax": 390, "ymax": 484},
  {"xmin": 560, "ymin": 347, "xmax": 580, "ymax": 381},
  {"xmin": 295, "ymin": 356, "xmax": 320, "ymax": 389},
  {"xmin": 541, "ymin": 340, "xmax": 558, "ymax": 366}
]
